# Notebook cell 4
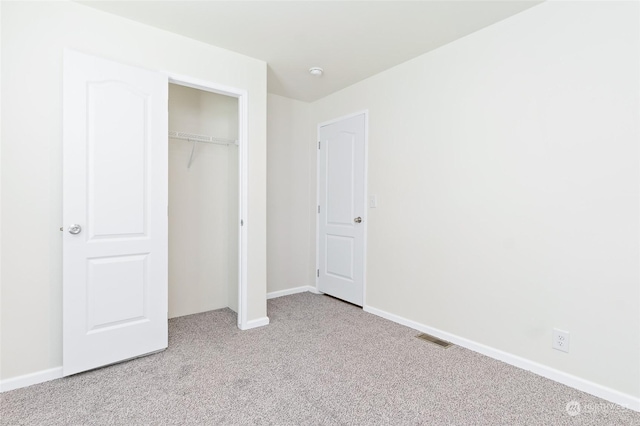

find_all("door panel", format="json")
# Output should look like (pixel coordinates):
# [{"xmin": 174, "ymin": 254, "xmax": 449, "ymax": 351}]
[
  {"xmin": 326, "ymin": 134, "xmax": 354, "ymax": 225},
  {"xmin": 63, "ymin": 50, "xmax": 168, "ymax": 376},
  {"xmin": 88, "ymin": 82, "xmax": 148, "ymax": 238},
  {"xmin": 326, "ymin": 235, "xmax": 354, "ymax": 280},
  {"xmin": 86, "ymin": 254, "xmax": 148, "ymax": 332},
  {"xmin": 318, "ymin": 114, "xmax": 365, "ymax": 306}
]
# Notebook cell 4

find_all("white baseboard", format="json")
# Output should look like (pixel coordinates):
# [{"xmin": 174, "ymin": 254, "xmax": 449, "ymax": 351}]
[
  {"xmin": 0, "ymin": 367, "xmax": 63, "ymax": 393},
  {"xmin": 240, "ymin": 316, "xmax": 270, "ymax": 330},
  {"xmin": 363, "ymin": 305, "xmax": 640, "ymax": 412},
  {"xmin": 267, "ymin": 285, "xmax": 319, "ymax": 299}
]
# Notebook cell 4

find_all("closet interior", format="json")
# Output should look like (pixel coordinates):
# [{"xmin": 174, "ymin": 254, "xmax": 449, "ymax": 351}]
[{"xmin": 168, "ymin": 83, "xmax": 239, "ymax": 319}]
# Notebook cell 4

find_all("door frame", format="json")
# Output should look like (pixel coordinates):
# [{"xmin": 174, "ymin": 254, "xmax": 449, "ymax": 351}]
[
  {"xmin": 315, "ymin": 110, "xmax": 369, "ymax": 306},
  {"xmin": 166, "ymin": 72, "xmax": 249, "ymax": 330}
]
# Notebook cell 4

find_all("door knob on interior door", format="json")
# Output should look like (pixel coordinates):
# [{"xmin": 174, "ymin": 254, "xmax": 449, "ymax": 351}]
[
  {"xmin": 68, "ymin": 224, "xmax": 82, "ymax": 235},
  {"xmin": 354, "ymin": 217, "xmax": 362, "ymax": 223}
]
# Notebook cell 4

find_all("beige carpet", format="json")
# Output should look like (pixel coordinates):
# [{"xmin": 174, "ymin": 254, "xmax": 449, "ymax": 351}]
[{"xmin": 1, "ymin": 292, "xmax": 639, "ymax": 425}]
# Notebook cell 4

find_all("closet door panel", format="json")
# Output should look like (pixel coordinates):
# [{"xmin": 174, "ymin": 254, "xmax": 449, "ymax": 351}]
[{"xmin": 63, "ymin": 49, "xmax": 168, "ymax": 376}]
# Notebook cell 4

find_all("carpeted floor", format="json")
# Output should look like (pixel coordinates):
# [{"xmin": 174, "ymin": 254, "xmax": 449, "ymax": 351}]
[{"xmin": 1, "ymin": 292, "xmax": 639, "ymax": 425}]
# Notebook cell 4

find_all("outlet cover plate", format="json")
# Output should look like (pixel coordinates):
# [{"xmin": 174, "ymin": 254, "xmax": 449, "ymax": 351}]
[{"xmin": 552, "ymin": 328, "xmax": 570, "ymax": 353}]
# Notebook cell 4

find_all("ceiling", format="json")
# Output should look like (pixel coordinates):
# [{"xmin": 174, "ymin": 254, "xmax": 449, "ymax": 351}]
[{"xmin": 80, "ymin": 1, "xmax": 542, "ymax": 102}]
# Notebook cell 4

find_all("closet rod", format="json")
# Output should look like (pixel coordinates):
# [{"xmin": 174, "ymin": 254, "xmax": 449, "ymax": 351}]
[
  {"xmin": 169, "ymin": 131, "xmax": 238, "ymax": 168},
  {"xmin": 168, "ymin": 130, "xmax": 238, "ymax": 146}
]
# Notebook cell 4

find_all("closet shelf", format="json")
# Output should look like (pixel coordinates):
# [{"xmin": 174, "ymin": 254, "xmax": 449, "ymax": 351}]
[
  {"xmin": 169, "ymin": 131, "xmax": 238, "ymax": 146},
  {"xmin": 169, "ymin": 131, "xmax": 238, "ymax": 168}
]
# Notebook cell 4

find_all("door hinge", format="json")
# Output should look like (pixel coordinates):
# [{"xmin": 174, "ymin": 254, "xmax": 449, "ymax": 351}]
[
  {"xmin": 241, "ymin": 219, "xmax": 244, "ymax": 226},
  {"xmin": 317, "ymin": 269, "xmax": 320, "ymax": 277},
  {"xmin": 318, "ymin": 141, "xmax": 321, "ymax": 149},
  {"xmin": 317, "ymin": 205, "xmax": 320, "ymax": 214}
]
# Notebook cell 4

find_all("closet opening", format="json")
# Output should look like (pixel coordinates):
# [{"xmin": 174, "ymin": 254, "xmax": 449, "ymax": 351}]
[{"xmin": 167, "ymin": 78, "xmax": 247, "ymax": 327}]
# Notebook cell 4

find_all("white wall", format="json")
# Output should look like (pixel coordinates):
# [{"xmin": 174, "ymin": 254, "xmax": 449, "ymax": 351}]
[
  {"xmin": 266, "ymin": 94, "xmax": 315, "ymax": 293},
  {"xmin": 168, "ymin": 84, "xmax": 238, "ymax": 318},
  {"xmin": 309, "ymin": 1, "xmax": 639, "ymax": 398},
  {"xmin": 0, "ymin": 1, "xmax": 267, "ymax": 381}
]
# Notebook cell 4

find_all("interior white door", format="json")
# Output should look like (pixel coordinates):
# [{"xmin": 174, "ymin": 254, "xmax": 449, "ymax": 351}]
[
  {"xmin": 63, "ymin": 50, "xmax": 168, "ymax": 376},
  {"xmin": 317, "ymin": 113, "xmax": 366, "ymax": 306}
]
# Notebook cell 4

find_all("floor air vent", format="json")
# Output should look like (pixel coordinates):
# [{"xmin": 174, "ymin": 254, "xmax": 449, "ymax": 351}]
[{"xmin": 416, "ymin": 333, "xmax": 453, "ymax": 348}]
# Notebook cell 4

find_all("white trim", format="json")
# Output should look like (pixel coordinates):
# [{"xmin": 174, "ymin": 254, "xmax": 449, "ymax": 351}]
[
  {"xmin": 0, "ymin": 367, "xmax": 63, "ymax": 393},
  {"xmin": 267, "ymin": 286, "xmax": 318, "ymax": 299},
  {"xmin": 315, "ymin": 120, "xmax": 321, "ymax": 289},
  {"xmin": 167, "ymin": 73, "xmax": 246, "ymax": 100},
  {"xmin": 166, "ymin": 73, "xmax": 250, "ymax": 331},
  {"xmin": 363, "ymin": 304, "xmax": 640, "ymax": 412},
  {"xmin": 238, "ymin": 316, "xmax": 270, "ymax": 330},
  {"xmin": 317, "ymin": 110, "xmax": 370, "ymax": 129},
  {"xmin": 315, "ymin": 110, "xmax": 369, "ymax": 306},
  {"xmin": 237, "ymin": 88, "xmax": 249, "ymax": 330},
  {"xmin": 362, "ymin": 111, "xmax": 369, "ymax": 306}
]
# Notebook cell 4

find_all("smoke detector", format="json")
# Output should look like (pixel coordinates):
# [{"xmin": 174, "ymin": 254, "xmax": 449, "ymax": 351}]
[{"xmin": 309, "ymin": 67, "xmax": 324, "ymax": 77}]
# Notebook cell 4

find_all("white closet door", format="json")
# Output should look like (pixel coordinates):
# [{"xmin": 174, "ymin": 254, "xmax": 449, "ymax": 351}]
[{"xmin": 62, "ymin": 50, "xmax": 168, "ymax": 376}]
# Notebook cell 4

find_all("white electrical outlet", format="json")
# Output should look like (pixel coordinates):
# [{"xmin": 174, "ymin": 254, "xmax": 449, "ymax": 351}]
[{"xmin": 552, "ymin": 329, "xmax": 570, "ymax": 353}]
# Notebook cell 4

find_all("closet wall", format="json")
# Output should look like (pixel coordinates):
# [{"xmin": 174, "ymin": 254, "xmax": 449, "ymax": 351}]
[{"xmin": 168, "ymin": 84, "xmax": 239, "ymax": 318}]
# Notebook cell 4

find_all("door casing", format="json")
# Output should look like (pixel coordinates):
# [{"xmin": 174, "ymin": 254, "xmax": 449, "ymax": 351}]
[{"xmin": 315, "ymin": 111, "xmax": 369, "ymax": 306}]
